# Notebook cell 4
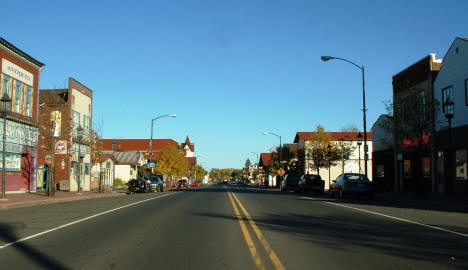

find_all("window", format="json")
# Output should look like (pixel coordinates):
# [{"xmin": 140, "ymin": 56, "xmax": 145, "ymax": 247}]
[
  {"xmin": 83, "ymin": 115, "xmax": 90, "ymax": 136},
  {"xmin": 442, "ymin": 86, "xmax": 453, "ymax": 112},
  {"xmin": 25, "ymin": 86, "xmax": 32, "ymax": 117},
  {"xmin": 456, "ymin": 149, "xmax": 467, "ymax": 180},
  {"xmin": 1, "ymin": 75, "xmax": 11, "ymax": 97},
  {"xmin": 465, "ymin": 79, "xmax": 468, "ymax": 106},
  {"xmin": 72, "ymin": 110, "xmax": 80, "ymax": 133},
  {"xmin": 14, "ymin": 81, "xmax": 22, "ymax": 114},
  {"xmin": 422, "ymin": 158, "xmax": 430, "ymax": 177},
  {"xmin": 404, "ymin": 160, "xmax": 411, "ymax": 178}
]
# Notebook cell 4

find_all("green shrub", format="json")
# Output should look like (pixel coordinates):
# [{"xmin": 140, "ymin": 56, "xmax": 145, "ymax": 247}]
[{"xmin": 114, "ymin": 178, "xmax": 124, "ymax": 187}]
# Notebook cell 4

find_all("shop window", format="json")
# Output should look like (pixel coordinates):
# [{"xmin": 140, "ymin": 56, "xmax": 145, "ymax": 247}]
[
  {"xmin": 422, "ymin": 158, "xmax": 430, "ymax": 177},
  {"xmin": 106, "ymin": 162, "xmax": 111, "ymax": 169},
  {"xmin": 456, "ymin": 149, "xmax": 467, "ymax": 180},
  {"xmin": 376, "ymin": 165, "xmax": 384, "ymax": 178},
  {"xmin": 404, "ymin": 160, "xmax": 411, "ymax": 178}
]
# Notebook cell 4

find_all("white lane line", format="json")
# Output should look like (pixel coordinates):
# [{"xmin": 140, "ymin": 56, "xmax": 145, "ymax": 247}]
[
  {"xmin": 0, "ymin": 193, "xmax": 177, "ymax": 250},
  {"xmin": 301, "ymin": 197, "xmax": 468, "ymax": 238}
]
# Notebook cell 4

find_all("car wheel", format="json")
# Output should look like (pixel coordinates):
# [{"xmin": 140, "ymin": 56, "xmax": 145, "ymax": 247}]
[
  {"xmin": 367, "ymin": 192, "xmax": 374, "ymax": 200},
  {"xmin": 339, "ymin": 189, "xmax": 345, "ymax": 199},
  {"xmin": 329, "ymin": 190, "xmax": 334, "ymax": 198},
  {"xmin": 160, "ymin": 186, "xmax": 164, "ymax": 192}
]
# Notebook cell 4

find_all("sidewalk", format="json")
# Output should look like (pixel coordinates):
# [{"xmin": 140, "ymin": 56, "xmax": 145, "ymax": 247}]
[{"xmin": 0, "ymin": 189, "xmax": 127, "ymax": 211}]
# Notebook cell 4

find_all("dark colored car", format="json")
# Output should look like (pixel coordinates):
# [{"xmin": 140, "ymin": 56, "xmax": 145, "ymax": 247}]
[
  {"xmin": 177, "ymin": 179, "xmax": 188, "ymax": 188},
  {"xmin": 329, "ymin": 173, "xmax": 374, "ymax": 199},
  {"xmin": 298, "ymin": 174, "xmax": 324, "ymax": 194},
  {"xmin": 145, "ymin": 176, "xmax": 164, "ymax": 192},
  {"xmin": 280, "ymin": 174, "xmax": 302, "ymax": 192}
]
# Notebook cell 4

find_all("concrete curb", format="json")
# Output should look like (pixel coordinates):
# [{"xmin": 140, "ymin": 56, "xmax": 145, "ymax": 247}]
[{"xmin": 0, "ymin": 192, "xmax": 126, "ymax": 211}]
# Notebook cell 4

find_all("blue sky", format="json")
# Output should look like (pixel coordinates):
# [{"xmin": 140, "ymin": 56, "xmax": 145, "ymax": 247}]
[{"xmin": 2, "ymin": 0, "xmax": 467, "ymax": 169}]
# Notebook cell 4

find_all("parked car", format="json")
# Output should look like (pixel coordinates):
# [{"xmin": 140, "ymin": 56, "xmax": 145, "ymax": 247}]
[
  {"xmin": 280, "ymin": 174, "xmax": 301, "ymax": 192},
  {"xmin": 177, "ymin": 179, "xmax": 189, "ymax": 188},
  {"xmin": 192, "ymin": 180, "xmax": 202, "ymax": 187},
  {"xmin": 145, "ymin": 176, "xmax": 164, "ymax": 192},
  {"xmin": 298, "ymin": 174, "xmax": 324, "ymax": 194},
  {"xmin": 329, "ymin": 173, "xmax": 374, "ymax": 199}
]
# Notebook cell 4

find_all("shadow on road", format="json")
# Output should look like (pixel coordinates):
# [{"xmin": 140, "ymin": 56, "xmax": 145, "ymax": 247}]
[
  {"xmin": 180, "ymin": 185, "xmax": 468, "ymax": 215},
  {"xmin": 0, "ymin": 223, "xmax": 69, "ymax": 269},
  {"xmin": 195, "ymin": 210, "xmax": 467, "ymax": 269}
]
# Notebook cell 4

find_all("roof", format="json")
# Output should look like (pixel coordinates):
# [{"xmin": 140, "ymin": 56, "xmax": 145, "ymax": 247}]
[
  {"xmin": 180, "ymin": 136, "xmax": 195, "ymax": 152},
  {"xmin": 93, "ymin": 153, "xmax": 115, "ymax": 163},
  {"xmin": 259, "ymin": 153, "xmax": 274, "ymax": 167},
  {"xmin": 0, "ymin": 37, "xmax": 45, "ymax": 68},
  {"xmin": 113, "ymin": 151, "xmax": 143, "ymax": 166},
  {"xmin": 294, "ymin": 132, "xmax": 372, "ymax": 143},
  {"xmin": 101, "ymin": 139, "xmax": 179, "ymax": 153},
  {"xmin": 283, "ymin": 143, "xmax": 298, "ymax": 153}
]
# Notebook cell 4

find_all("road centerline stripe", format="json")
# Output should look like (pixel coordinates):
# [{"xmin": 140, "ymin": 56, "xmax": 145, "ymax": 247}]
[
  {"xmin": 231, "ymin": 192, "xmax": 287, "ymax": 270},
  {"xmin": 301, "ymin": 197, "xmax": 468, "ymax": 238},
  {"xmin": 228, "ymin": 192, "xmax": 266, "ymax": 270},
  {"xmin": 0, "ymin": 193, "xmax": 177, "ymax": 250}
]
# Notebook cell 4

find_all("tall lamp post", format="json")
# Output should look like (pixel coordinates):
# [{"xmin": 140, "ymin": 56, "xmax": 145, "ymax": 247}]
[
  {"xmin": 150, "ymin": 114, "xmax": 176, "ymax": 173},
  {"xmin": 356, "ymin": 132, "xmax": 363, "ymax": 174},
  {"xmin": 76, "ymin": 125, "xmax": 83, "ymax": 193},
  {"xmin": 321, "ymin": 56, "xmax": 368, "ymax": 178},
  {"xmin": 1, "ymin": 93, "xmax": 11, "ymax": 199},
  {"xmin": 327, "ymin": 144, "xmax": 332, "ymax": 190},
  {"xmin": 262, "ymin": 132, "xmax": 282, "ymax": 168},
  {"xmin": 443, "ymin": 97, "xmax": 454, "ymax": 194}
]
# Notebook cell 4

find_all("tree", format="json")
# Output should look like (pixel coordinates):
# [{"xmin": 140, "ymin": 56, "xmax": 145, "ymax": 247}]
[
  {"xmin": 335, "ymin": 131, "xmax": 357, "ymax": 173},
  {"xmin": 341, "ymin": 124, "xmax": 359, "ymax": 132},
  {"xmin": 244, "ymin": 158, "xmax": 251, "ymax": 170},
  {"xmin": 154, "ymin": 146, "xmax": 188, "ymax": 187},
  {"xmin": 193, "ymin": 165, "xmax": 207, "ymax": 180},
  {"xmin": 306, "ymin": 125, "xmax": 332, "ymax": 175}
]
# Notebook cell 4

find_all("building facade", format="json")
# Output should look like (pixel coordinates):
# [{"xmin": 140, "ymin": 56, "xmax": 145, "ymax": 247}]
[
  {"xmin": 433, "ymin": 37, "xmax": 468, "ymax": 196},
  {"xmin": 0, "ymin": 38, "xmax": 45, "ymax": 194},
  {"xmin": 38, "ymin": 78, "xmax": 93, "ymax": 191},
  {"xmin": 294, "ymin": 131, "xmax": 373, "ymax": 190},
  {"xmin": 392, "ymin": 54, "xmax": 441, "ymax": 193}
]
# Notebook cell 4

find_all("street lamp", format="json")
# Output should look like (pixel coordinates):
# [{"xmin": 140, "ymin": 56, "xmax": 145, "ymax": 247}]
[
  {"xmin": 76, "ymin": 125, "xmax": 84, "ymax": 193},
  {"xmin": 327, "ymin": 144, "xmax": 332, "ymax": 190},
  {"xmin": 150, "ymin": 114, "xmax": 176, "ymax": 173},
  {"xmin": 262, "ymin": 132, "xmax": 282, "ymax": 168},
  {"xmin": 443, "ymin": 97, "xmax": 455, "ymax": 194},
  {"xmin": 1, "ymin": 93, "xmax": 11, "ymax": 199},
  {"xmin": 356, "ymin": 132, "xmax": 363, "ymax": 174},
  {"xmin": 321, "ymin": 55, "xmax": 368, "ymax": 178}
]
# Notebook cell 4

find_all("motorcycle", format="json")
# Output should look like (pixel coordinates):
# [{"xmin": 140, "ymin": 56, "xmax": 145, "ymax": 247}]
[{"xmin": 127, "ymin": 178, "xmax": 152, "ymax": 194}]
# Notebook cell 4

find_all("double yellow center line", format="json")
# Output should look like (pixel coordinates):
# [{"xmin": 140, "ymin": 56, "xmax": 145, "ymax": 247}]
[{"xmin": 228, "ymin": 191, "xmax": 286, "ymax": 270}]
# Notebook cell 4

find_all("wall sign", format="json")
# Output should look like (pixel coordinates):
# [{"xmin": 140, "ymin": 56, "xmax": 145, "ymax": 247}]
[
  {"xmin": 2, "ymin": 58, "xmax": 34, "ymax": 86},
  {"xmin": 55, "ymin": 140, "xmax": 67, "ymax": 154},
  {"xmin": 0, "ymin": 153, "xmax": 21, "ymax": 171},
  {"xmin": 0, "ymin": 119, "xmax": 39, "ymax": 147}
]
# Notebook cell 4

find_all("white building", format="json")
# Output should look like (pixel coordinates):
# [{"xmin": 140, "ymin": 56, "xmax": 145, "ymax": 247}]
[{"xmin": 294, "ymin": 131, "xmax": 373, "ymax": 190}]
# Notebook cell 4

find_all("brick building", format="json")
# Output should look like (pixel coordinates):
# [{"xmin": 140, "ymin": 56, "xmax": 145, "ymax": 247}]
[
  {"xmin": 38, "ymin": 78, "xmax": 93, "ymax": 191},
  {"xmin": 0, "ymin": 37, "xmax": 45, "ymax": 194}
]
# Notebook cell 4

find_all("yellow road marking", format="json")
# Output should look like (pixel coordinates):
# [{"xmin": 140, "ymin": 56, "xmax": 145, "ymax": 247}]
[
  {"xmin": 231, "ymin": 192, "xmax": 287, "ymax": 270},
  {"xmin": 228, "ymin": 192, "xmax": 266, "ymax": 270}
]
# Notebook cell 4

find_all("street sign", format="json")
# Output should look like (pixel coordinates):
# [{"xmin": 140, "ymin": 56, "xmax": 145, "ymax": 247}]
[
  {"xmin": 277, "ymin": 168, "xmax": 285, "ymax": 176},
  {"xmin": 148, "ymin": 162, "xmax": 155, "ymax": 168}
]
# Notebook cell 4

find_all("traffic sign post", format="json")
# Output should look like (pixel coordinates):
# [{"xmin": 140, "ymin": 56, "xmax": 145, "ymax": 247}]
[{"xmin": 277, "ymin": 168, "xmax": 285, "ymax": 176}]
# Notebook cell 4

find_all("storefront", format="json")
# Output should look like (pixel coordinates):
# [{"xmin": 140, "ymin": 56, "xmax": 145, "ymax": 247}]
[{"xmin": 0, "ymin": 38, "xmax": 45, "ymax": 194}]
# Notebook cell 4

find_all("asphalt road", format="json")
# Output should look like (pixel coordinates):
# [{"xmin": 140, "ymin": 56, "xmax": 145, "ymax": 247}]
[{"xmin": 0, "ymin": 186, "xmax": 467, "ymax": 270}]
